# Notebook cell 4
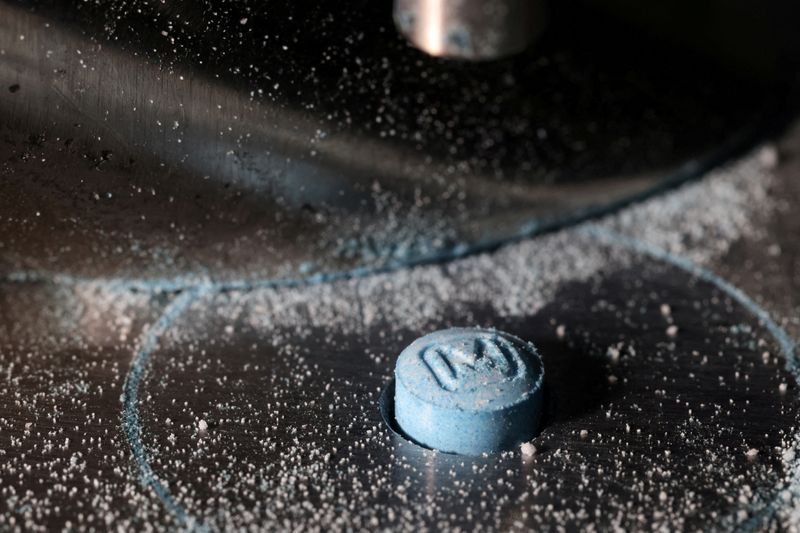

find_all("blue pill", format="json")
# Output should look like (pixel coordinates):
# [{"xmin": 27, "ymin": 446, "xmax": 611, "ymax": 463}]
[{"xmin": 394, "ymin": 328, "xmax": 544, "ymax": 455}]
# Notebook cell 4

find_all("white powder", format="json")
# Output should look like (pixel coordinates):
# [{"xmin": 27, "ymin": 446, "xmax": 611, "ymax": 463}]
[{"xmin": 0, "ymin": 140, "xmax": 786, "ymax": 531}]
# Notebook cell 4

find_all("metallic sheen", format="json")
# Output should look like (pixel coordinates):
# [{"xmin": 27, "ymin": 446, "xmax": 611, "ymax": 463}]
[{"xmin": 393, "ymin": 0, "xmax": 545, "ymax": 60}]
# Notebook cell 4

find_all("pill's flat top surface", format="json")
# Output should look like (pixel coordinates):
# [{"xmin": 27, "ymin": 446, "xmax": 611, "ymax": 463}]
[{"xmin": 395, "ymin": 328, "xmax": 544, "ymax": 411}]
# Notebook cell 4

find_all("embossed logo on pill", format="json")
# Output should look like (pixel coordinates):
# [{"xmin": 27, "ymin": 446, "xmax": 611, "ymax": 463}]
[{"xmin": 420, "ymin": 334, "xmax": 525, "ymax": 392}]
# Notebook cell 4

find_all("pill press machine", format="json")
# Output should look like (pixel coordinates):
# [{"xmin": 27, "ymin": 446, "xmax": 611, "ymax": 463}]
[{"xmin": 2, "ymin": 0, "xmax": 800, "ymax": 530}]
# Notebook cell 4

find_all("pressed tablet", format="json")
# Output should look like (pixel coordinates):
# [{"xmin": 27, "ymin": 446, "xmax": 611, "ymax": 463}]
[{"xmin": 394, "ymin": 328, "xmax": 544, "ymax": 455}]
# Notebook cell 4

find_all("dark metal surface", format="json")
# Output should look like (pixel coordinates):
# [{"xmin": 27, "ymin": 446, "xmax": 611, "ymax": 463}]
[
  {"xmin": 2, "ymin": 192, "xmax": 800, "ymax": 529},
  {"xmin": 2, "ymin": 1, "xmax": 800, "ymax": 530},
  {"xmin": 130, "ymin": 230, "xmax": 799, "ymax": 531},
  {"xmin": 1, "ymin": 0, "xmax": 794, "ymax": 281}
]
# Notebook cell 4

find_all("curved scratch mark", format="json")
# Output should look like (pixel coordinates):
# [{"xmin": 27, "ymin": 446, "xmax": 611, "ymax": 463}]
[
  {"xmin": 122, "ymin": 225, "xmax": 797, "ymax": 531},
  {"xmin": 585, "ymin": 225, "xmax": 798, "ymax": 532},
  {"xmin": 121, "ymin": 288, "xmax": 207, "ymax": 532}
]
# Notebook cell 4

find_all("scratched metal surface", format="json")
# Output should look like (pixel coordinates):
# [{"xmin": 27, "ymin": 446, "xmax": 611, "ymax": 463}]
[
  {"xmin": 0, "ymin": 0, "xmax": 794, "ymax": 282},
  {"xmin": 2, "ymin": 1, "xmax": 800, "ymax": 531},
  {"xmin": 1, "ymin": 135, "xmax": 800, "ymax": 530}
]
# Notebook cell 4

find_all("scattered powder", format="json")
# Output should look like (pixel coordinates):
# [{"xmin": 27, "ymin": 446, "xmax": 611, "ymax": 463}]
[
  {"xmin": 520, "ymin": 442, "xmax": 537, "ymax": 457},
  {"xmin": 0, "ymin": 141, "xmax": 791, "ymax": 532},
  {"xmin": 603, "ymin": 147, "xmax": 775, "ymax": 265}
]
